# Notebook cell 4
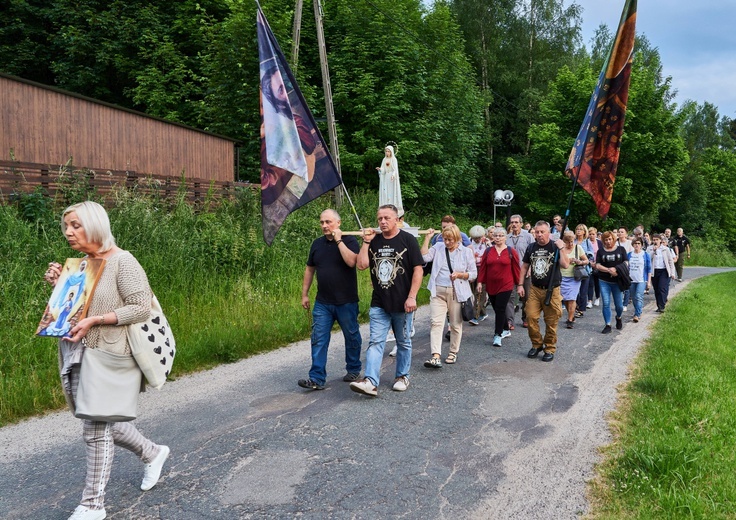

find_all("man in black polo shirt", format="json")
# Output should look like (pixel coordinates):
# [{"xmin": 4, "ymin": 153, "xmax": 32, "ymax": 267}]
[
  {"xmin": 674, "ymin": 227, "xmax": 691, "ymax": 281},
  {"xmin": 298, "ymin": 209, "xmax": 362, "ymax": 390},
  {"xmin": 517, "ymin": 220, "xmax": 569, "ymax": 362}
]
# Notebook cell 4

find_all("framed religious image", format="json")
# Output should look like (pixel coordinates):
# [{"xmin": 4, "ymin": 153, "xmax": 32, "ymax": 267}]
[{"xmin": 36, "ymin": 258, "xmax": 106, "ymax": 337}]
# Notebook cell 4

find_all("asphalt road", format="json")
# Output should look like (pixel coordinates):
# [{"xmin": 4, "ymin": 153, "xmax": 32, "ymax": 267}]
[{"xmin": 1, "ymin": 267, "xmax": 732, "ymax": 520}]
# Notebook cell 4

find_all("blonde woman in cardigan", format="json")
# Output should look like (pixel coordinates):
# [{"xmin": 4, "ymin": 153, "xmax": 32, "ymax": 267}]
[{"xmin": 44, "ymin": 201, "xmax": 169, "ymax": 520}]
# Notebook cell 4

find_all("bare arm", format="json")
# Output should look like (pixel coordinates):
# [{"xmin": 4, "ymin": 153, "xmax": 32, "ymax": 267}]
[
  {"xmin": 420, "ymin": 229, "xmax": 436, "ymax": 255},
  {"xmin": 332, "ymin": 229, "xmax": 357, "ymax": 268},
  {"xmin": 517, "ymin": 262, "xmax": 530, "ymax": 298},
  {"xmin": 302, "ymin": 266, "xmax": 315, "ymax": 309},
  {"xmin": 357, "ymin": 230, "xmax": 374, "ymax": 271},
  {"xmin": 556, "ymin": 239, "xmax": 571, "ymax": 269},
  {"xmin": 405, "ymin": 265, "xmax": 423, "ymax": 313}
]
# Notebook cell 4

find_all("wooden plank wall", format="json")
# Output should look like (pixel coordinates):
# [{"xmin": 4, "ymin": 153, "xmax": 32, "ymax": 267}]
[
  {"xmin": 0, "ymin": 75, "xmax": 237, "ymax": 182},
  {"xmin": 0, "ymin": 160, "xmax": 257, "ymax": 205}
]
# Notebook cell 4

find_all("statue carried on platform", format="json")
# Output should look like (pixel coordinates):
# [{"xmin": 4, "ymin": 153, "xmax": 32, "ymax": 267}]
[{"xmin": 376, "ymin": 144, "xmax": 403, "ymax": 217}]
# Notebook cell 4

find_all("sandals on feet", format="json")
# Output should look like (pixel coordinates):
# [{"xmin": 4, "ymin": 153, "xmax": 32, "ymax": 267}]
[
  {"xmin": 424, "ymin": 356, "xmax": 442, "ymax": 368},
  {"xmin": 445, "ymin": 352, "xmax": 457, "ymax": 364}
]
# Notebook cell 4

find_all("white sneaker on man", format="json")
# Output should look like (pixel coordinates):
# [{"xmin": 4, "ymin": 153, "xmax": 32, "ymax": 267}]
[
  {"xmin": 141, "ymin": 445, "xmax": 170, "ymax": 491},
  {"xmin": 392, "ymin": 376, "xmax": 410, "ymax": 392},
  {"xmin": 68, "ymin": 506, "xmax": 106, "ymax": 520},
  {"xmin": 388, "ymin": 345, "xmax": 397, "ymax": 357},
  {"xmin": 350, "ymin": 378, "xmax": 378, "ymax": 396},
  {"xmin": 501, "ymin": 330, "xmax": 511, "ymax": 339},
  {"xmin": 587, "ymin": 300, "xmax": 593, "ymax": 309}
]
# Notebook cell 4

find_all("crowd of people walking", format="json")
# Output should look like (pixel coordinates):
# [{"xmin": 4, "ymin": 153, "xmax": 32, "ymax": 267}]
[{"xmin": 298, "ymin": 208, "xmax": 692, "ymax": 397}]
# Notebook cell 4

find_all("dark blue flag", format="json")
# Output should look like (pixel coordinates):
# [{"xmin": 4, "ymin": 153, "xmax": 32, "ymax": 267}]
[{"xmin": 257, "ymin": 5, "xmax": 341, "ymax": 244}]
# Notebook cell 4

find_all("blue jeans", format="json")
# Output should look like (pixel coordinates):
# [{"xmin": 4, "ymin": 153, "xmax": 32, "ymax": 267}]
[
  {"xmin": 599, "ymin": 279, "xmax": 623, "ymax": 325},
  {"xmin": 630, "ymin": 281, "xmax": 646, "ymax": 318},
  {"xmin": 364, "ymin": 307, "xmax": 413, "ymax": 387},
  {"xmin": 309, "ymin": 301, "xmax": 362, "ymax": 385}
]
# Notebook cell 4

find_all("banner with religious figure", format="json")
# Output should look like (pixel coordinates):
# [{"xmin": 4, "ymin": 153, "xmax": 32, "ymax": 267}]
[{"xmin": 257, "ymin": 5, "xmax": 342, "ymax": 244}]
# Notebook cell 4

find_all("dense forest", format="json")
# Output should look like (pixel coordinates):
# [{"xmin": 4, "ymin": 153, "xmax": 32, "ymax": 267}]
[{"xmin": 2, "ymin": 0, "xmax": 735, "ymax": 249}]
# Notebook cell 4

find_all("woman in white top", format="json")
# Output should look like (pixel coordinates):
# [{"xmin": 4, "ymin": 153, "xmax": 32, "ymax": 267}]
[
  {"xmin": 468, "ymin": 225, "xmax": 488, "ymax": 324},
  {"xmin": 649, "ymin": 233, "xmax": 676, "ymax": 312},
  {"xmin": 421, "ymin": 224, "xmax": 476, "ymax": 367}
]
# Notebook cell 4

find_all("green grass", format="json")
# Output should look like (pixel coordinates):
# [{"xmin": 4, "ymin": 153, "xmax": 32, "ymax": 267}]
[
  {"xmin": 0, "ymin": 186, "xmax": 430, "ymax": 426},
  {"xmin": 688, "ymin": 237, "xmax": 736, "ymax": 267},
  {"xmin": 588, "ymin": 271, "xmax": 736, "ymax": 519}
]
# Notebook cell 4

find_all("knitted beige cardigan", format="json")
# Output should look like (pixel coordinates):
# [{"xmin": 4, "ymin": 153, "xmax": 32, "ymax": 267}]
[{"xmin": 85, "ymin": 250, "xmax": 152, "ymax": 355}]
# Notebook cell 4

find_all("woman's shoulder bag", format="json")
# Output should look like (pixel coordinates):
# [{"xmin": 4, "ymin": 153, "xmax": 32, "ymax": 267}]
[{"xmin": 128, "ymin": 294, "xmax": 176, "ymax": 390}]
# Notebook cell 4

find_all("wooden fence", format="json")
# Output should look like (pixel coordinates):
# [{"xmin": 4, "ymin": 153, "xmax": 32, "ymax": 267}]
[{"xmin": 0, "ymin": 160, "xmax": 257, "ymax": 205}]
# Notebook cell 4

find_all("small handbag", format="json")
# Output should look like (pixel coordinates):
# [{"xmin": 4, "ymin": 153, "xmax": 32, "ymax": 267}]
[
  {"xmin": 574, "ymin": 264, "xmax": 589, "ymax": 281},
  {"xmin": 75, "ymin": 347, "xmax": 142, "ymax": 422},
  {"xmin": 445, "ymin": 247, "xmax": 475, "ymax": 322},
  {"xmin": 128, "ymin": 294, "xmax": 176, "ymax": 390},
  {"xmin": 573, "ymin": 246, "xmax": 589, "ymax": 280}
]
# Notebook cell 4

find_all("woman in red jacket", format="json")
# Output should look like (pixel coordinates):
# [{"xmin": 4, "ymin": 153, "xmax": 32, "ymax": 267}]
[{"xmin": 477, "ymin": 228, "xmax": 520, "ymax": 347}]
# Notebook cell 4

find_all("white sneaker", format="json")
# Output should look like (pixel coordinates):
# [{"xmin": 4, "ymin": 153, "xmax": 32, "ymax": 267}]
[
  {"xmin": 68, "ymin": 506, "xmax": 106, "ymax": 520},
  {"xmin": 594, "ymin": 298, "xmax": 600, "ymax": 307},
  {"xmin": 386, "ymin": 330, "xmax": 396, "ymax": 342},
  {"xmin": 478, "ymin": 314, "xmax": 488, "ymax": 322},
  {"xmin": 501, "ymin": 330, "xmax": 511, "ymax": 339},
  {"xmin": 392, "ymin": 376, "xmax": 410, "ymax": 392},
  {"xmin": 350, "ymin": 378, "xmax": 378, "ymax": 396},
  {"xmin": 141, "ymin": 445, "xmax": 170, "ymax": 491},
  {"xmin": 388, "ymin": 345, "xmax": 398, "ymax": 357},
  {"xmin": 586, "ymin": 301, "xmax": 593, "ymax": 309},
  {"xmin": 492, "ymin": 335, "xmax": 502, "ymax": 347},
  {"xmin": 623, "ymin": 306, "xmax": 628, "ymax": 312}
]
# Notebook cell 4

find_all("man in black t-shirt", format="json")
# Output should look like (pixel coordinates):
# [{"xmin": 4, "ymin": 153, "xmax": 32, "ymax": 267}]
[
  {"xmin": 674, "ymin": 228, "xmax": 691, "ymax": 281},
  {"xmin": 297, "ymin": 209, "xmax": 362, "ymax": 391},
  {"xmin": 517, "ymin": 220, "xmax": 569, "ymax": 362},
  {"xmin": 350, "ymin": 204, "xmax": 424, "ymax": 396}
]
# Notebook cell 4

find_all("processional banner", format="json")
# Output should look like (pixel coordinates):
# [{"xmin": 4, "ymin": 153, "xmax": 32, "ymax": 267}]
[
  {"xmin": 257, "ymin": 5, "xmax": 341, "ymax": 244},
  {"xmin": 565, "ymin": 0, "xmax": 637, "ymax": 218}
]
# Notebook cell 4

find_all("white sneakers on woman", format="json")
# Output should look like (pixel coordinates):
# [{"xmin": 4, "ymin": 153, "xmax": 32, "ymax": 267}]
[
  {"xmin": 68, "ymin": 506, "xmax": 106, "ymax": 520},
  {"xmin": 141, "ymin": 445, "xmax": 170, "ymax": 491}
]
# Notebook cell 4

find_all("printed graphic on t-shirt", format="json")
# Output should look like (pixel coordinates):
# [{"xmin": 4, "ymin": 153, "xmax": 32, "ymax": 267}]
[
  {"xmin": 530, "ymin": 248, "xmax": 555, "ymax": 281},
  {"xmin": 599, "ymin": 252, "xmax": 621, "ymax": 264},
  {"xmin": 371, "ymin": 246, "xmax": 408, "ymax": 288}
]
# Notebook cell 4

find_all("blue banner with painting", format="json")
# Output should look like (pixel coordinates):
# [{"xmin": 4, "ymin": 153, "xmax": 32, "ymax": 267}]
[{"xmin": 257, "ymin": 5, "xmax": 342, "ymax": 244}]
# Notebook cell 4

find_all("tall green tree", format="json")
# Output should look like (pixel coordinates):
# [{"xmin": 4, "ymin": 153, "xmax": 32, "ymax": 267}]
[{"xmin": 325, "ymin": 0, "xmax": 484, "ymax": 213}]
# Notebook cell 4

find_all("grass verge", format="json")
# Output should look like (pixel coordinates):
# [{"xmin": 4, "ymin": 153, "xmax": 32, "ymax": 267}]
[{"xmin": 588, "ymin": 271, "xmax": 736, "ymax": 519}]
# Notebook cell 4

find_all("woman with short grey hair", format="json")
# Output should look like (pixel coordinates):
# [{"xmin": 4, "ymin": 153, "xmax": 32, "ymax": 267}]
[{"xmin": 44, "ymin": 201, "xmax": 170, "ymax": 520}]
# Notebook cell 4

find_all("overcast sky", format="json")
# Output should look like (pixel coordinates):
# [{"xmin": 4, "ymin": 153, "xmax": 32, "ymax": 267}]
[{"xmin": 571, "ymin": 0, "xmax": 736, "ymax": 118}]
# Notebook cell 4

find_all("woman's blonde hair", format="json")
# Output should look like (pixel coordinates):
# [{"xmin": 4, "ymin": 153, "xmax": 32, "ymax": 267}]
[
  {"xmin": 575, "ymin": 223, "xmax": 588, "ymax": 235},
  {"xmin": 442, "ymin": 224, "xmax": 461, "ymax": 243},
  {"xmin": 61, "ymin": 201, "xmax": 116, "ymax": 253}
]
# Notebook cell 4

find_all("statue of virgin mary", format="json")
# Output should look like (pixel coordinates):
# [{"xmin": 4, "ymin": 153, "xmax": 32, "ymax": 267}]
[{"xmin": 376, "ymin": 145, "xmax": 403, "ymax": 216}]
